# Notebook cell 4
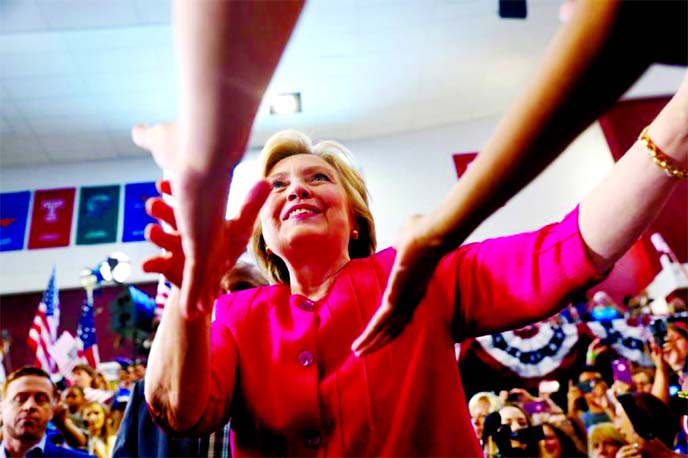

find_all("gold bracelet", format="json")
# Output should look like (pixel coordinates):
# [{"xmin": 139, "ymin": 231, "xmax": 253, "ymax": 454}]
[{"xmin": 639, "ymin": 126, "xmax": 688, "ymax": 180}]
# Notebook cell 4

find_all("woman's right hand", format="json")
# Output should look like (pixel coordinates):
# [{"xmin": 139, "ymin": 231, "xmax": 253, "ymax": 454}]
[{"xmin": 142, "ymin": 178, "xmax": 271, "ymax": 317}]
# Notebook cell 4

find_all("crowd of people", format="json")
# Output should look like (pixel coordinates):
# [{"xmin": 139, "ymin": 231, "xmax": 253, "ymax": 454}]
[
  {"xmin": 2, "ymin": 310, "xmax": 685, "ymax": 457},
  {"xmin": 1, "ymin": 0, "xmax": 687, "ymax": 456},
  {"xmin": 469, "ymin": 319, "xmax": 688, "ymax": 457},
  {"xmin": 0, "ymin": 359, "xmax": 146, "ymax": 458}
]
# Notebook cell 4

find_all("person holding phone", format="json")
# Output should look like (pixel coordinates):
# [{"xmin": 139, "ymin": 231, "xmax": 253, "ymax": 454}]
[{"xmin": 615, "ymin": 392, "xmax": 685, "ymax": 458}]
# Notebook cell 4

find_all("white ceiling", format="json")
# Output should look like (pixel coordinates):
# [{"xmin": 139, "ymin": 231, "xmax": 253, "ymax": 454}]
[{"xmin": 0, "ymin": 0, "xmax": 684, "ymax": 168}]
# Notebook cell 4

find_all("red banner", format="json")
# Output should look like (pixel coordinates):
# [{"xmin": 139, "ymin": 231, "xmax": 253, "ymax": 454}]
[
  {"xmin": 28, "ymin": 188, "xmax": 76, "ymax": 249},
  {"xmin": 453, "ymin": 152, "xmax": 478, "ymax": 179}
]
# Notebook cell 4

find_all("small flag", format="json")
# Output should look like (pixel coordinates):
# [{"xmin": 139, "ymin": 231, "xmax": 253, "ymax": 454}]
[
  {"xmin": 154, "ymin": 275, "xmax": 171, "ymax": 321},
  {"xmin": 49, "ymin": 331, "xmax": 82, "ymax": 378},
  {"xmin": 77, "ymin": 296, "xmax": 100, "ymax": 368},
  {"xmin": 27, "ymin": 268, "xmax": 60, "ymax": 373}
]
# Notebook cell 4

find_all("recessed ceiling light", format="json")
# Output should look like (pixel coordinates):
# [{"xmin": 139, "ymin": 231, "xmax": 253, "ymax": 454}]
[{"xmin": 269, "ymin": 92, "xmax": 302, "ymax": 115}]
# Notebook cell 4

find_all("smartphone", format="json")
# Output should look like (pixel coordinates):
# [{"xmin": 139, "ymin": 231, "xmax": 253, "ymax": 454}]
[
  {"xmin": 577, "ymin": 381, "xmax": 593, "ymax": 394},
  {"xmin": 612, "ymin": 358, "xmax": 633, "ymax": 385},
  {"xmin": 649, "ymin": 319, "xmax": 667, "ymax": 347},
  {"xmin": 617, "ymin": 393, "xmax": 655, "ymax": 440},
  {"xmin": 522, "ymin": 400, "xmax": 549, "ymax": 416},
  {"xmin": 512, "ymin": 425, "xmax": 546, "ymax": 445}
]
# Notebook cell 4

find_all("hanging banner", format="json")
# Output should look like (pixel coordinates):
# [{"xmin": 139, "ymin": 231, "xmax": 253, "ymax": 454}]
[
  {"xmin": 122, "ymin": 182, "xmax": 159, "ymax": 242},
  {"xmin": 28, "ymin": 188, "xmax": 76, "ymax": 249},
  {"xmin": 0, "ymin": 191, "xmax": 31, "ymax": 252},
  {"xmin": 76, "ymin": 185, "xmax": 120, "ymax": 245},
  {"xmin": 453, "ymin": 152, "xmax": 478, "ymax": 179}
]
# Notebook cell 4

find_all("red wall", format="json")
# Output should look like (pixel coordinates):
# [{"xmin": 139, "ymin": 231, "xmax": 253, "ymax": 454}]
[
  {"xmin": 0, "ymin": 281, "xmax": 157, "ymax": 374},
  {"xmin": 593, "ymin": 96, "xmax": 688, "ymax": 304}
]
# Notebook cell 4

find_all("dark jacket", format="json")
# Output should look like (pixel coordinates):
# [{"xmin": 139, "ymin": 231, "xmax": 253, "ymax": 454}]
[
  {"xmin": 112, "ymin": 380, "xmax": 206, "ymax": 457},
  {"xmin": 43, "ymin": 441, "xmax": 94, "ymax": 457}
]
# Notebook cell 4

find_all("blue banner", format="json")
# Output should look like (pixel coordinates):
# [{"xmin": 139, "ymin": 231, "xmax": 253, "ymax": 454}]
[
  {"xmin": 0, "ymin": 191, "xmax": 31, "ymax": 251},
  {"xmin": 122, "ymin": 182, "xmax": 159, "ymax": 242}
]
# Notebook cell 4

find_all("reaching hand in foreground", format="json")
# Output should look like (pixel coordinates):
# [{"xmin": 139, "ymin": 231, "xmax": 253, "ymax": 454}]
[
  {"xmin": 352, "ymin": 214, "xmax": 445, "ymax": 356},
  {"xmin": 133, "ymin": 122, "xmax": 236, "ymax": 320},
  {"xmin": 142, "ymin": 177, "xmax": 271, "ymax": 318}
]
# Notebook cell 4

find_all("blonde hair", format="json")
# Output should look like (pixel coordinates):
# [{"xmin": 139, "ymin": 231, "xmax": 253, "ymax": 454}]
[
  {"xmin": 250, "ymin": 130, "xmax": 376, "ymax": 284},
  {"xmin": 588, "ymin": 422, "xmax": 626, "ymax": 454},
  {"xmin": 468, "ymin": 391, "xmax": 502, "ymax": 417}
]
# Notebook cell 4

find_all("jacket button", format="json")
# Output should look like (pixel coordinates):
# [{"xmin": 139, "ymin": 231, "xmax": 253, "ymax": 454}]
[
  {"xmin": 298, "ymin": 350, "xmax": 314, "ymax": 367},
  {"xmin": 299, "ymin": 299, "xmax": 315, "ymax": 311}
]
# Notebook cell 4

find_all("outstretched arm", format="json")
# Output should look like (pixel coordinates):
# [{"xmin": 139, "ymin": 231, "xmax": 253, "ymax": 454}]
[
  {"xmin": 135, "ymin": 1, "xmax": 303, "ymax": 319},
  {"xmin": 353, "ymin": 0, "xmax": 686, "ymax": 355},
  {"xmin": 143, "ymin": 179, "xmax": 271, "ymax": 433}
]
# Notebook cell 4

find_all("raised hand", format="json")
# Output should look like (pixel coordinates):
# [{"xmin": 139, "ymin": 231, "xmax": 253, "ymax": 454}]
[
  {"xmin": 352, "ymin": 214, "xmax": 445, "ymax": 356},
  {"xmin": 133, "ymin": 122, "xmax": 235, "ymax": 319},
  {"xmin": 142, "ymin": 177, "xmax": 271, "ymax": 318}
]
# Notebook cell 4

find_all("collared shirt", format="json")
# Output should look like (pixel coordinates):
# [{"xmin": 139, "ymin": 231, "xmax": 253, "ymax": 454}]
[
  {"xmin": 0, "ymin": 434, "xmax": 47, "ymax": 458},
  {"xmin": 166, "ymin": 207, "xmax": 603, "ymax": 456}
]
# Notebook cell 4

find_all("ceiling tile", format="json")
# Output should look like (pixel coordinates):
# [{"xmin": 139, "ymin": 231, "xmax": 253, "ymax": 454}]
[
  {"xmin": 132, "ymin": 0, "xmax": 170, "ymax": 24},
  {"xmin": 27, "ymin": 114, "xmax": 107, "ymax": 136},
  {"xmin": 37, "ymin": 0, "xmax": 139, "ymax": 30},
  {"xmin": 61, "ymin": 26, "xmax": 172, "ymax": 52},
  {"xmin": 39, "ymin": 132, "xmax": 118, "ymax": 161},
  {"xmin": 0, "ymin": 134, "xmax": 49, "ymax": 166},
  {"xmin": 0, "ymin": 52, "xmax": 77, "ymax": 79},
  {"xmin": 3, "ymin": 75, "xmax": 85, "ymax": 99},
  {"xmin": 109, "ymin": 128, "xmax": 145, "ymax": 157},
  {"xmin": 0, "ymin": 32, "xmax": 66, "ymax": 55},
  {"xmin": 17, "ymin": 95, "xmax": 103, "ymax": 118},
  {"xmin": 0, "ymin": 0, "xmax": 46, "ymax": 34},
  {"xmin": 1, "ymin": 115, "xmax": 34, "ymax": 136}
]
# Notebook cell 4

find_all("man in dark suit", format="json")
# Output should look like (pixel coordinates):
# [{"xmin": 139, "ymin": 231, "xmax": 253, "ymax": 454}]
[{"xmin": 1, "ymin": 366, "xmax": 92, "ymax": 457}]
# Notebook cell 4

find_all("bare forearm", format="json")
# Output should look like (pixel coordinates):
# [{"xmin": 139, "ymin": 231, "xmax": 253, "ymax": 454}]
[
  {"xmin": 651, "ymin": 367, "xmax": 670, "ymax": 404},
  {"xmin": 426, "ymin": 0, "xmax": 649, "ymax": 249},
  {"xmin": 145, "ymin": 287, "xmax": 212, "ymax": 432},
  {"xmin": 173, "ymin": 0, "xmax": 304, "ymax": 173},
  {"xmin": 579, "ymin": 75, "xmax": 688, "ymax": 271}
]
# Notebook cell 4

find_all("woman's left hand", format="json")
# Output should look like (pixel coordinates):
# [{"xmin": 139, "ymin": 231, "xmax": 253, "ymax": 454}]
[{"xmin": 352, "ymin": 214, "xmax": 445, "ymax": 356}]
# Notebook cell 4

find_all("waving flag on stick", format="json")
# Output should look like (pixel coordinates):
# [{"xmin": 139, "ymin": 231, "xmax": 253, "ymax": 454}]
[
  {"xmin": 27, "ymin": 267, "xmax": 60, "ymax": 373},
  {"xmin": 77, "ymin": 296, "xmax": 100, "ymax": 368}
]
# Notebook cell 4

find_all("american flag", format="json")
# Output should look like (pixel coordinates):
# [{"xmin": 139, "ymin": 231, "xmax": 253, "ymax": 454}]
[
  {"xmin": 27, "ymin": 268, "xmax": 60, "ymax": 373},
  {"xmin": 77, "ymin": 297, "xmax": 100, "ymax": 368}
]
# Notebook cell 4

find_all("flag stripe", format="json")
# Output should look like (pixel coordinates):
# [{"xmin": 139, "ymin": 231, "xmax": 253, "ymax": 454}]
[{"xmin": 27, "ymin": 268, "xmax": 60, "ymax": 373}]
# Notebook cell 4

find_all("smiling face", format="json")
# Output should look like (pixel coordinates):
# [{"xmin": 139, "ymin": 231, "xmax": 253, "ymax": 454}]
[
  {"xmin": 261, "ymin": 154, "xmax": 354, "ymax": 264},
  {"xmin": 1, "ymin": 375, "xmax": 55, "ymax": 443}
]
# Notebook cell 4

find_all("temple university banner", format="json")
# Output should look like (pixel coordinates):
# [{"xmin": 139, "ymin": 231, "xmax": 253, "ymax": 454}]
[
  {"xmin": 122, "ymin": 182, "xmax": 159, "ymax": 242},
  {"xmin": 0, "ymin": 191, "xmax": 31, "ymax": 252},
  {"xmin": 28, "ymin": 188, "xmax": 76, "ymax": 249},
  {"xmin": 76, "ymin": 185, "xmax": 121, "ymax": 245}
]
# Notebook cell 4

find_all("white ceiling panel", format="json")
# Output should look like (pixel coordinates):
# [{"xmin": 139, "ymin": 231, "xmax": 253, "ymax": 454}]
[
  {"xmin": 0, "ymin": 0, "xmax": 682, "ymax": 168},
  {"xmin": 1, "ymin": 51, "xmax": 77, "ymax": 78},
  {"xmin": 37, "ymin": 0, "xmax": 140, "ymax": 30},
  {"xmin": 3, "ymin": 75, "xmax": 85, "ymax": 99},
  {"xmin": 61, "ymin": 26, "xmax": 172, "ymax": 52},
  {"xmin": 131, "ymin": 0, "xmax": 171, "ymax": 25},
  {"xmin": 0, "ymin": 114, "xmax": 34, "ymax": 137},
  {"xmin": 0, "ymin": 0, "xmax": 46, "ymax": 34},
  {"xmin": 1, "ymin": 134, "xmax": 49, "ymax": 166},
  {"xmin": 39, "ymin": 132, "xmax": 117, "ymax": 161}
]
